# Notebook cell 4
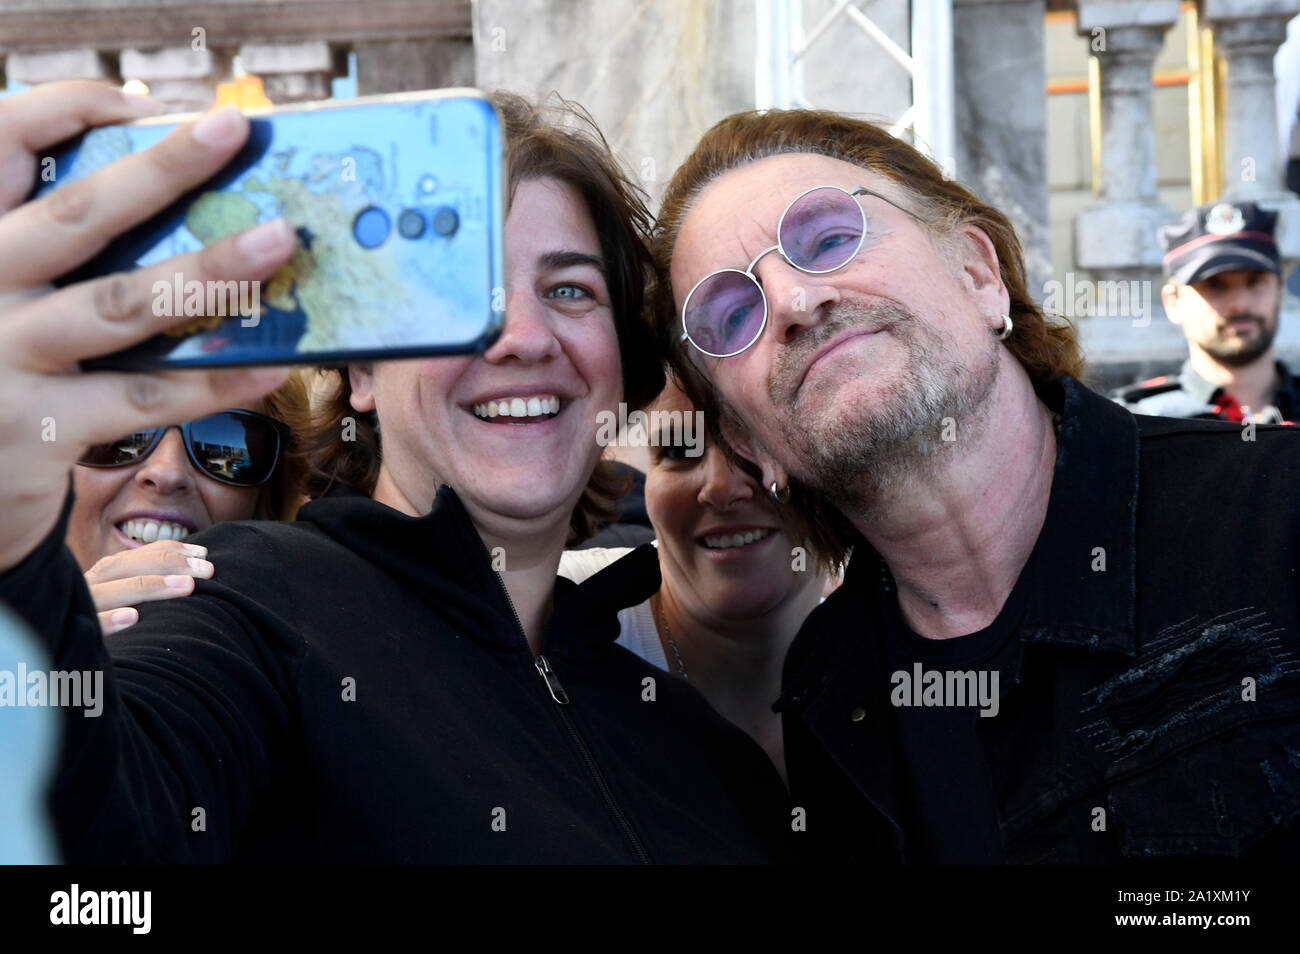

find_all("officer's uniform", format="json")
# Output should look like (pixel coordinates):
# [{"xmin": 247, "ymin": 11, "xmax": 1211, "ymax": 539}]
[
  {"xmin": 1115, "ymin": 359, "xmax": 1300, "ymax": 424},
  {"xmin": 1112, "ymin": 200, "xmax": 1295, "ymax": 424}
]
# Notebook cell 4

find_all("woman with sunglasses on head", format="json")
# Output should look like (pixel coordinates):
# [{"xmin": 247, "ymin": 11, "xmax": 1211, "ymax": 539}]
[
  {"xmin": 0, "ymin": 83, "xmax": 788, "ymax": 863},
  {"xmin": 562, "ymin": 374, "xmax": 842, "ymax": 781},
  {"xmin": 70, "ymin": 380, "xmax": 308, "ymax": 636}
]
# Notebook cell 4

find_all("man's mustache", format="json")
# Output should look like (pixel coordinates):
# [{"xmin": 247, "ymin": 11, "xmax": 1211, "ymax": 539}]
[
  {"xmin": 1218, "ymin": 313, "xmax": 1269, "ymax": 332},
  {"xmin": 771, "ymin": 300, "xmax": 909, "ymax": 399}
]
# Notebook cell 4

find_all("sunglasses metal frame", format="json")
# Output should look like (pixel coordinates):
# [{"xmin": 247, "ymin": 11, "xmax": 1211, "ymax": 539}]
[
  {"xmin": 77, "ymin": 408, "xmax": 290, "ymax": 489},
  {"xmin": 680, "ymin": 184, "xmax": 913, "ymax": 358}
]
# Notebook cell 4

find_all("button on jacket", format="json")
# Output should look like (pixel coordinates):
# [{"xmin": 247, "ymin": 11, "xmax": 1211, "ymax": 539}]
[
  {"xmin": 0, "ymin": 484, "xmax": 790, "ymax": 863},
  {"xmin": 779, "ymin": 376, "xmax": 1300, "ymax": 863}
]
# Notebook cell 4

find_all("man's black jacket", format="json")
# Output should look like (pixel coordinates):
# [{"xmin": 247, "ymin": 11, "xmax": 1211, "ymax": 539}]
[
  {"xmin": 0, "ymin": 484, "xmax": 790, "ymax": 863},
  {"xmin": 779, "ymin": 376, "xmax": 1300, "ymax": 862}
]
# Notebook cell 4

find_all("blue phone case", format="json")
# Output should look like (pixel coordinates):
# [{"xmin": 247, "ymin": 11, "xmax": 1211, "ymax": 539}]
[{"xmin": 33, "ymin": 89, "xmax": 505, "ymax": 370}]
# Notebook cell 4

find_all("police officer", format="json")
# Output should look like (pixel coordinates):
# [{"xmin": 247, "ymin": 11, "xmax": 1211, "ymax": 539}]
[{"xmin": 1115, "ymin": 200, "xmax": 1298, "ymax": 422}]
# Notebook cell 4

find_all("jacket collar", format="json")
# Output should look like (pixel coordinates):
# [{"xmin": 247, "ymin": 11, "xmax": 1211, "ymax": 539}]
[
  {"xmin": 295, "ymin": 484, "xmax": 659, "ymax": 656},
  {"xmin": 1180, "ymin": 357, "xmax": 1300, "ymax": 418},
  {"xmin": 1017, "ymin": 376, "xmax": 1138, "ymax": 655},
  {"xmin": 1274, "ymin": 359, "xmax": 1299, "ymax": 418},
  {"xmin": 1178, "ymin": 359, "xmax": 1223, "ymax": 405}
]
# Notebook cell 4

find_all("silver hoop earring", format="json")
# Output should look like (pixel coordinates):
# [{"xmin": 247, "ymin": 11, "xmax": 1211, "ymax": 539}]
[
  {"xmin": 996, "ymin": 313, "xmax": 1013, "ymax": 340},
  {"xmin": 769, "ymin": 481, "xmax": 791, "ymax": 504}
]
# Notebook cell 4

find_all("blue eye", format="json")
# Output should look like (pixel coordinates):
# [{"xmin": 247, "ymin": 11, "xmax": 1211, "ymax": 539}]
[
  {"xmin": 819, "ymin": 234, "xmax": 851, "ymax": 253},
  {"xmin": 550, "ymin": 284, "xmax": 587, "ymax": 299},
  {"xmin": 803, "ymin": 231, "xmax": 857, "ymax": 267},
  {"xmin": 722, "ymin": 303, "xmax": 754, "ymax": 342}
]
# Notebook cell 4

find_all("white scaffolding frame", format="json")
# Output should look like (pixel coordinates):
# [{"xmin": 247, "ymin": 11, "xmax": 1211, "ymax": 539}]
[{"xmin": 754, "ymin": 0, "xmax": 954, "ymax": 167}]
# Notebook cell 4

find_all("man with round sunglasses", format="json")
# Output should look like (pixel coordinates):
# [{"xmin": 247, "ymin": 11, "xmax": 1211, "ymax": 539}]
[
  {"xmin": 651, "ymin": 108, "xmax": 1300, "ymax": 863},
  {"xmin": 68, "ymin": 390, "xmax": 304, "ymax": 637}
]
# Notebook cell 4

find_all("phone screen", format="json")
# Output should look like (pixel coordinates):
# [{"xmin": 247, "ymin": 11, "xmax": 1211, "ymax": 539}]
[{"xmin": 33, "ymin": 90, "xmax": 505, "ymax": 369}]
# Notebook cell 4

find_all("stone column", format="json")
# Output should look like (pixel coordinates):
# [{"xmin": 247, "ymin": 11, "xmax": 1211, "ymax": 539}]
[
  {"xmin": 238, "ymin": 41, "xmax": 334, "ymax": 104},
  {"xmin": 119, "ymin": 46, "xmax": 230, "ymax": 113},
  {"xmin": 4, "ymin": 48, "xmax": 118, "ymax": 85},
  {"xmin": 1204, "ymin": 1, "xmax": 1300, "ymax": 202},
  {"xmin": 1203, "ymin": 0, "xmax": 1300, "ymax": 271},
  {"xmin": 1073, "ymin": 1, "xmax": 1180, "ymax": 285},
  {"xmin": 353, "ymin": 38, "xmax": 473, "ymax": 95},
  {"xmin": 953, "ymin": 0, "xmax": 1051, "ymax": 296}
]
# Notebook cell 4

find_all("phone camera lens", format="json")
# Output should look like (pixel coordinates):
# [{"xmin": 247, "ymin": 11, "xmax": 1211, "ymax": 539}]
[
  {"xmin": 353, "ymin": 206, "xmax": 391, "ymax": 248},
  {"xmin": 432, "ymin": 207, "xmax": 459, "ymax": 237},
  {"xmin": 397, "ymin": 209, "xmax": 426, "ymax": 239}
]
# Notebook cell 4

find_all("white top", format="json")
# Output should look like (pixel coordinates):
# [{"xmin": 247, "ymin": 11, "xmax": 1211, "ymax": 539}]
[
  {"xmin": 558, "ymin": 545, "xmax": 669, "ymax": 673},
  {"xmin": 612, "ymin": 599, "xmax": 669, "ymax": 673}
]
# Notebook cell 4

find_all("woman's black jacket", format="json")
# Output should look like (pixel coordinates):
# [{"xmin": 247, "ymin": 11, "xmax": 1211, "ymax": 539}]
[{"xmin": 0, "ymin": 484, "xmax": 791, "ymax": 863}]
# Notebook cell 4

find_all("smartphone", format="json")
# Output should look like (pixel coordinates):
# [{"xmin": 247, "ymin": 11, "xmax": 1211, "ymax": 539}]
[{"xmin": 32, "ymin": 89, "xmax": 505, "ymax": 370}]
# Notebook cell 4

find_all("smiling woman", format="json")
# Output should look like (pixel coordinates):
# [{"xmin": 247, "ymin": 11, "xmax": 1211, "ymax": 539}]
[
  {"xmin": 560, "ymin": 373, "xmax": 839, "ymax": 781},
  {"xmin": 67, "ymin": 373, "xmax": 309, "ymax": 637},
  {"xmin": 0, "ymin": 85, "xmax": 789, "ymax": 863}
]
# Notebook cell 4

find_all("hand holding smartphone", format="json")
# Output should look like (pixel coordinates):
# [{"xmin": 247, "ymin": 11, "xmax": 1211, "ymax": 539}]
[
  {"xmin": 31, "ymin": 89, "xmax": 506, "ymax": 370},
  {"xmin": 0, "ymin": 81, "xmax": 296, "ymax": 572}
]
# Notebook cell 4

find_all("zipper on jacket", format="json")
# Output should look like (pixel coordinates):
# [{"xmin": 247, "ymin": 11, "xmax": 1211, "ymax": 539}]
[
  {"xmin": 534, "ymin": 655, "xmax": 570, "ymax": 704},
  {"xmin": 489, "ymin": 562, "xmax": 652, "ymax": 864}
]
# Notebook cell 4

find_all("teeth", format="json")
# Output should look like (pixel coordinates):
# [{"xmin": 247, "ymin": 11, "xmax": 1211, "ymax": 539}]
[
  {"xmin": 117, "ymin": 518, "xmax": 190, "ymax": 543},
  {"xmin": 702, "ymin": 528, "xmax": 773, "ymax": 550},
  {"xmin": 472, "ymin": 395, "xmax": 561, "ymax": 420}
]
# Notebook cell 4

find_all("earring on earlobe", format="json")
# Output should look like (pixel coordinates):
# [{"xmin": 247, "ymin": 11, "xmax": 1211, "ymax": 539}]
[
  {"xmin": 996, "ymin": 313, "xmax": 1013, "ymax": 340},
  {"xmin": 769, "ymin": 481, "xmax": 791, "ymax": 504}
]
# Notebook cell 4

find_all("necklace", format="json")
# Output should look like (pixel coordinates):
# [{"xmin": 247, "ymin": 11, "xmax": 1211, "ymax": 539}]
[{"xmin": 655, "ymin": 598, "xmax": 688, "ymax": 680}]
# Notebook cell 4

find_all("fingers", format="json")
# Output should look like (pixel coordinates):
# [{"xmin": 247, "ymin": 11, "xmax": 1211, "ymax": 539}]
[
  {"xmin": 99, "ymin": 607, "xmax": 138, "ymax": 638},
  {"xmin": 88, "ymin": 573, "xmax": 201, "ymax": 614},
  {"xmin": 84, "ymin": 539, "xmax": 211, "ymax": 591},
  {"xmin": 29, "ymin": 363, "xmax": 290, "ymax": 462},
  {"xmin": 0, "ymin": 80, "xmax": 164, "ymax": 155},
  {"xmin": 0, "ymin": 104, "xmax": 257, "ymax": 291},
  {"xmin": 88, "ymin": 539, "xmax": 215, "ymax": 635},
  {"xmin": 0, "ymin": 81, "xmax": 164, "ymax": 214},
  {"xmin": 4, "ymin": 217, "xmax": 297, "ymax": 372}
]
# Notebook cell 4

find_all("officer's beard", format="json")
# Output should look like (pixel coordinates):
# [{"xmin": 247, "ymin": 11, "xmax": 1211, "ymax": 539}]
[{"xmin": 1202, "ymin": 309, "xmax": 1279, "ymax": 367}]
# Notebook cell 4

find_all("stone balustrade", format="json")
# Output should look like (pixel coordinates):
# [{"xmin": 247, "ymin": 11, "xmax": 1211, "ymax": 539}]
[{"xmin": 0, "ymin": 0, "xmax": 473, "ymax": 110}]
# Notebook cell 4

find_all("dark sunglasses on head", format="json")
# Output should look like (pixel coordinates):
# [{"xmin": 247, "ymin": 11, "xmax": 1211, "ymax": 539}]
[{"xmin": 78, "ymin": 409, "xmax": 289, "ymax": 489}]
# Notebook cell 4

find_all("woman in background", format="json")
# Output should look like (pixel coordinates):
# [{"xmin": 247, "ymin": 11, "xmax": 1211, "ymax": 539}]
[
  {"xmin": 67, "ymin": 374, "xmax": 309, "ymax": 635},
  {"xmin": 562, "ymin": 375, "xmax": 845, "ymax": 779}
]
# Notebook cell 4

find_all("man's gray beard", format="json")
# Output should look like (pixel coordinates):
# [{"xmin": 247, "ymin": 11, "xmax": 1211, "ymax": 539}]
[
  {"xmin": 1202, "ymin": 312, "xmax": 1278, "ymax": 368},
  {"xmin": 770, "ymin": 300, "xmax": 1002, "ymax": 514}
]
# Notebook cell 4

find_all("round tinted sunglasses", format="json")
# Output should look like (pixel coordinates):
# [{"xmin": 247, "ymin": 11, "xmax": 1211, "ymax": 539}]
[
  {"xmin": 680, "ymin": 184, "xmax": 915, "ymax": 358},
  {"xmin": 78, "ymin": 409, "xmax": 289, "ymax": 489}
]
